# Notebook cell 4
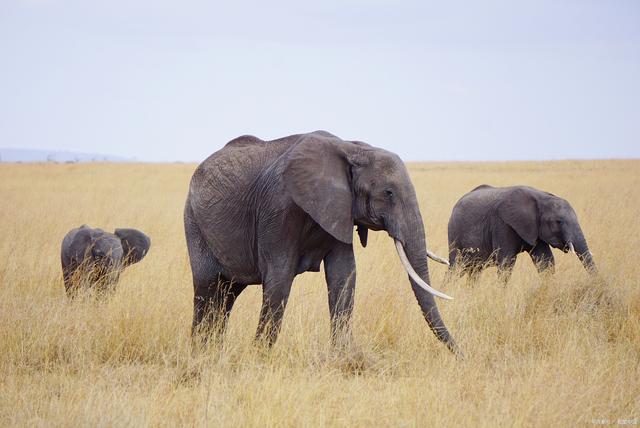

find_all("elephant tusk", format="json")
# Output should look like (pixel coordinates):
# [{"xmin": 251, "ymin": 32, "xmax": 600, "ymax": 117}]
[
  {"xmin": 395, "ymin": 240, "xmax": 453, "ymax": 300},
  {"xmin": 426, "ymin": 249, "xmax": 450, "ymax": 266},
  {"xmin": 568, "ymin": 242, "xmax": 575, "ymax": 254}
]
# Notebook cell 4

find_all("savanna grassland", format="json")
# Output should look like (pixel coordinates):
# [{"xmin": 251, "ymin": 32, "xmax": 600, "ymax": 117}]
[{"xmin": 1, "ymin": 160, "xmax": 638, "ymax": 427}]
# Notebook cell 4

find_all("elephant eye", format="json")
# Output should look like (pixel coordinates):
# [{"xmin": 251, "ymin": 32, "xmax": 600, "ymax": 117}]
[{"xmin": 384, "ymin": 189, "xmax": 394, "ymax": 199}]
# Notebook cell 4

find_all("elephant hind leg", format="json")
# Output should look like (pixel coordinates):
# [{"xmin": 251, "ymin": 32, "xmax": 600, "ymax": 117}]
[
  {"xmin": 62, "ymin": 268, "xmax": 75, "ymax": 297},
  {"xmin": 185, "ymin": 204, "xmax": 246, "ymax": 343},
  {"xmin": 444, "ymin": 249, "xmax": 460, "ymax": 282},
  {"xmin": 62, "ymin": 263, "xmax": 82, "ymax": 298},
  {"xmin": 193, "ymin": 276, "xmax": 246, "ymax": 340},
  {"xmin": 448, "ymin": 247, "xmax": 458, "ymax": 269}
]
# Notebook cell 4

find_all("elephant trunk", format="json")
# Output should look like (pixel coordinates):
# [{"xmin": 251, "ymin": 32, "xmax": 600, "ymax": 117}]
[
  {"xmin": 397, "ymin": 215, "xmax": 460, "ymax": 355},
  {"xmin": 572, "ymin": 230, "xmax": 597, "ymax": 275}
]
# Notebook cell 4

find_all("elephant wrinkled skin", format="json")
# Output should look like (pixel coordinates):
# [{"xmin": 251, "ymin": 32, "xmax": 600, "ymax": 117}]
[{"xmin": 184, "ymin": 131, "xmax": 458, "ymax": 353}]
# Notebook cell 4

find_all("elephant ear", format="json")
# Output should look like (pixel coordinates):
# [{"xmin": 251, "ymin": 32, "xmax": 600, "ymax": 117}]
[
  {"xmin": 114, "ymin": 228, "xmax": 151, "ymax": 266},
  {"xmin": 283, "ymin": 134, "xmax": 356, "ymax": 244},
  {"xmin": 497, "ymin": 189, "xmax": 539, "ymax": 246}
]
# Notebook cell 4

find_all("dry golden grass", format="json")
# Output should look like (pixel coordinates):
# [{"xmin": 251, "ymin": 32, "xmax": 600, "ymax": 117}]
[{"xmin": 1, "ymin": 160, "xmax": 638, "ymax": 427}]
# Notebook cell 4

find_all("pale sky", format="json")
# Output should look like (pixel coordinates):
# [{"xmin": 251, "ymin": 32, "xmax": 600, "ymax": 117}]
[{"xmin": 1, "ymin": 0, "xmax": 638, "ymax": 162}]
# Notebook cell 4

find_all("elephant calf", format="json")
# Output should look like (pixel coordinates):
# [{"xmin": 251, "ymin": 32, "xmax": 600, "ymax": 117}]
[
  {"xmin": 448, "ymin": 185, "xmax": 596, "ymax": 282},
  {"xmin": 61, "ymin": 225, "xmax": 151, "ymax": 296}
]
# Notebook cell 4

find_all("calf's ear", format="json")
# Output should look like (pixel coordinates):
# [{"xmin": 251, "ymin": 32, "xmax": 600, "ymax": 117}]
[{"xmin": 114, "ymin": 228, "xmax": 151, "ymax": 266}]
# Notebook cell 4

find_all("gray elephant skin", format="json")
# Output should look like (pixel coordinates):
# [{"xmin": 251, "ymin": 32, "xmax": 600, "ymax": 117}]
[
  {"xmin": 61, "ymin": 225, "xmax": 151, "ymax": 296},
  {"xmin": 184, "ymin": 131, "xmax": 458, "ymax": 353},
  {"xmin": 448, "ymin": 185, "xmax": 597, "ymax": 282}
]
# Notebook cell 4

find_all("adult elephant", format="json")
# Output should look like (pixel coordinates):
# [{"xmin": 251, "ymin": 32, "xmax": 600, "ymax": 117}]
[
  {"xmin": 448, "ymin": 185, "xmax": 597, "ymax": 282},
  {"xmin": 184, "ymin": 131, "xmax": 458, "ymax": 353},
  {"xmin": 61, "ymin": 225, "xmax": 151, "ymax": 296}
]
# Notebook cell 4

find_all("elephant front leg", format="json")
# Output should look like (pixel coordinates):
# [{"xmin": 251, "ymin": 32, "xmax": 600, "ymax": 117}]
[
  {"xmin": 324, "ymin": 242, "xmax": 356, "ymax": 346},
  {"xmin": 528, "ymin": 241, "xmax": 555, "ymax": 274},
  {"xmin": 255, "ymin": 272, "xmax": 294, "ymax": 347}
]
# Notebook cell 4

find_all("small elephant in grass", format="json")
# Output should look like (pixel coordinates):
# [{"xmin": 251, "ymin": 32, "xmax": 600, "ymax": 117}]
[
  {"xmin": 61, "ymin": 225, "xmax": 151, "ymax": 296},
  {"xmin": 447, "ymin": 184, "xmax": 597, "ymax": 283},
  {"xmin": 185, "ymin": 131, "xmax": 459, "ymax": 353}
]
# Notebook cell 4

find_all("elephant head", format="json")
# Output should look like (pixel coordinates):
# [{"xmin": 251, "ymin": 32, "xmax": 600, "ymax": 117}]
[
  {"xmin": 284, "ymin": 132, "xmax": 458, "ymax": 352},
  {"xmin": 498, "ymin": 187, "xmax": 597, "ymax": 274},
  {"xmin": 114, "ymin": 228, "xmax": 151, "ymax": 266},
  {"xmin": 88, "ymin": 232, "xmax": 124, "ymax": 271}
]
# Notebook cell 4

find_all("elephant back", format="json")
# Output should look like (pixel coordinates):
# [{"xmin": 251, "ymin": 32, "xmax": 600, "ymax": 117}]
[{"xmin": 186, "ymin": 135, "xmax": 299, "ymax": 275}]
